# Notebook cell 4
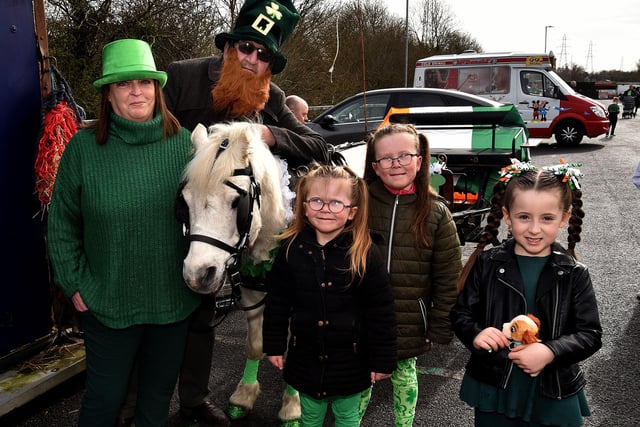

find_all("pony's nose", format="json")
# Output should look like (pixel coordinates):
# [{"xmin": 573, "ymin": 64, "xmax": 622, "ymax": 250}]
[
  {"xmin": 203, "ymin": 266, "xmax": 217, "ymax": 287},
  {"xmin": 184, "ymin": 265, "xmax": 217, "ymax": 293}
]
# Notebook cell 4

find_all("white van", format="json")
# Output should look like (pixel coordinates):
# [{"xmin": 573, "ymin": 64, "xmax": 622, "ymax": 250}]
[{"xmin": 413, "ymin": 51, "xmax": 609, "ymax": 145}]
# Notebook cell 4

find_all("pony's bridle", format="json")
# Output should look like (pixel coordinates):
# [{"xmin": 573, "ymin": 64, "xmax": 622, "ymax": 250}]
[{"xmin": 178, "ymin": 138, "xmax": 265, "ymax": 311}]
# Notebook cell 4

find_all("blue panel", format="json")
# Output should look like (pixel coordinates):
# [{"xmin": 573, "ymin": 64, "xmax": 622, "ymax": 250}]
[{"xmin": 0, "ymin": 0, "xmax": 53, "ymax": 356}]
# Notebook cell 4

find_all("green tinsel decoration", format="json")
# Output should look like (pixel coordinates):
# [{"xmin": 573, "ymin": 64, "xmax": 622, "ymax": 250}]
[{"xmin": 239, "ymin": 247, "xmax": 279, "ymax": 279}]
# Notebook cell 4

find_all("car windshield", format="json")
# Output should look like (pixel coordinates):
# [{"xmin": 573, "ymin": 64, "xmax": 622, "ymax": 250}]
[{"xmin": 330, "ymin": 94, "xmax": 390, "ymax": 124}]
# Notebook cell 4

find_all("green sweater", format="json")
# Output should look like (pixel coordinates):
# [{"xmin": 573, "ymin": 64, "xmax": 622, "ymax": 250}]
[{"xmin": 47, "ymin": 112, "xmax": 200, "ymax": 329}]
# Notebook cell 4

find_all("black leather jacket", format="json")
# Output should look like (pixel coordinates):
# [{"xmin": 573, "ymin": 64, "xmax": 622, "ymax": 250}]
[{"xmin": 451, "ymin": 240, "xmax": 602, "ymax": 399}]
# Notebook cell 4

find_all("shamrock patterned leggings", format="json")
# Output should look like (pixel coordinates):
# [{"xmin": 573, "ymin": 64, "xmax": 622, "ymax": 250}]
[{"xmin": 359, "ymin": 357, "xmax": 418, "ymax": 427}]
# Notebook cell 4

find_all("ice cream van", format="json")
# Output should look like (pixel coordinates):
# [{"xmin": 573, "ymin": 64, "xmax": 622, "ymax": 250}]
[{"xmin": 413, "ymin": 51, "xmax": 609, "ymax": 145}]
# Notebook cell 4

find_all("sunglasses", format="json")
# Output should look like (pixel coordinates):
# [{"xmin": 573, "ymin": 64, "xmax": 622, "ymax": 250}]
[{"xmin": 236, "ymin": 41, "xmax": 274, "ymax": 63}]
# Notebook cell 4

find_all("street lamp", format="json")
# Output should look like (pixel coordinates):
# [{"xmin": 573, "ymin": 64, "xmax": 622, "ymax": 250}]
[
  {"xmin": 544, "ymin": 25, "xmax": 554, "ymax": 53},
  {"xmin": 404, "ymin": 0, "xmax": 409, "ymax": 87}
]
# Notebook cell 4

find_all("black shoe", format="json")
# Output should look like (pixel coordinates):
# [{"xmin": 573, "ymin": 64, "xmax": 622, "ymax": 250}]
[{"xmin": 180, "ymin": 401, "xmax": 231, "ymax": 427}]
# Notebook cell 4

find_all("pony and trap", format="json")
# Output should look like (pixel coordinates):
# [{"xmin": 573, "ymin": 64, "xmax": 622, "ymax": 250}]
[{"xmin": 176, "ymin": 105, "xmax": 531, "ymax": 425}]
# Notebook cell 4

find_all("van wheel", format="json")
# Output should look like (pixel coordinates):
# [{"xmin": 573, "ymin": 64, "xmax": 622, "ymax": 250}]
[{"xmin": 554, "ymin": 121, "xmax": 584, "ymax": 146}]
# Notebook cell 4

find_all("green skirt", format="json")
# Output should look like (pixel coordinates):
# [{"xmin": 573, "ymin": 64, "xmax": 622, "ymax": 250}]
[{"xmin": 460, "ymin": 367, "xmax": 590, "ymax": 427}]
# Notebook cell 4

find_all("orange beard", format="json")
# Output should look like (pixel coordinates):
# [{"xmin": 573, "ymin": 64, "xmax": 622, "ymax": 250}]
[{"xmin": 212, "ymin": 49, "xmax": 272, "ymax": 119}]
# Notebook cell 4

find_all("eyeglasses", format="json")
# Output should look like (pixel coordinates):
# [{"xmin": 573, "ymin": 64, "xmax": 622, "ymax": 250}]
[
  {"xmin": 374, "ymin": 153, "xmax": 419, "ymax": 169},
  {"xmin": 305, "ymin": 197, "xmax": 353, "ymax": 213},
  {"xmin": 236, "ymin": 41, "xmax": 274, "ymax": 63}
]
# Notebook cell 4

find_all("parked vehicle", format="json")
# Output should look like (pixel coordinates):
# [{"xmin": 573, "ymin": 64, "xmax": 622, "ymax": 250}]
[
  {"xmin": 413, "ymin": 51, "xmax": 609, "ymax": 145},
  {"xmin": 307, "ymin": 87, "xmax": 503, "ymax": 145},
  {"xmin": 337, "ymin": 103, "xmax": 534, "ymax": 243},
  {"xmin": 1, "ymin": 0, "xmax": 85, "ymax": 417}
]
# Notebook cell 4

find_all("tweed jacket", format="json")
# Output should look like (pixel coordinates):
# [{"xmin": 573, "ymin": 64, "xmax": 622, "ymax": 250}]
[
  {"xmin": 450, "ymin": 239, "xmax": 602, "ymax": 399},
  {"xmin": 262, "ymin": 227, "xmax": 398, "ymax": 398},
  {"xmin": 367, "ymin": 180, "xmax": 462, "ymax": 360},
  {"xmin": 163, "ymin": 55, "xmax": 329, "ymax": 168}
]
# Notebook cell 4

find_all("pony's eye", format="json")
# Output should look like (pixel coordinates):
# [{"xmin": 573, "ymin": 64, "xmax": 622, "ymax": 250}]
[{"xmin": 231, "ymin": 197, "xmax": 240, "ymax": 209}]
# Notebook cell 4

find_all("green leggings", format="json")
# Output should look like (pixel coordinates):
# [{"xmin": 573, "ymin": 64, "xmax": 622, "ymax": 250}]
[
  {"xmin": 359, "ymin": 357, "xmax": 418, "ymax": 427},
  {"xmin": 300, "ymin": 391, "xmax": 362, "ymax": 427}
]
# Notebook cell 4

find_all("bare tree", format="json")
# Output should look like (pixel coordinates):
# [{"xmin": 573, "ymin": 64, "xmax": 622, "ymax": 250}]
[
  {"xmin": 280, "ymin": 0, "xmax": 410, "ymax": 106},
  {"xmin": 44, "ymin": 0, "xmax": 488, "ymax": 118},
  {"xmin": 414, "ymin": 0, "xmax": 454, "ymax": 51},
  {"xmin": 46, "ymin": 0, "xmax": 222, "ymax": 117},
  {"xmin": 411, "ymin": 0, "xmax": 481, "ymax": 55}
]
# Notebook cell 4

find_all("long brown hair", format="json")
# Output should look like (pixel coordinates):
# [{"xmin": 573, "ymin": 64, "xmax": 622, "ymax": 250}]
[
  {"xmin": 456, "ymin": 168, "xmax": 584, "ymax": 292},
  {"xmin": 280, "ymin": 164, "xmax": 371, "ymax": 283},
  {"xmin": 363, "ymin": 123, "xmax": 439, "ymax": 248},
  {"xmin": 93, "ymin": 80, "xmax": 181, "ymax": 145}
]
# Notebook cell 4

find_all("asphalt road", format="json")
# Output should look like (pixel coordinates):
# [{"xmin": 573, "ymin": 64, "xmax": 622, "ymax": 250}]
[{"xmin": 3, "ymin": 106, "xmax": 640, "ymax": 426}]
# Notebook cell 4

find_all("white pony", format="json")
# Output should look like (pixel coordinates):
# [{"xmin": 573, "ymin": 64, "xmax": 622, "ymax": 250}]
[{"xmin": 179, "ymin": 122, "xmax": 300, "ymax": 425}]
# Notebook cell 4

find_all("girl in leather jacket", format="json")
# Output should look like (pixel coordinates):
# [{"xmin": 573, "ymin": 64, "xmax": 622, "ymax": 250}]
[{"xmin": 451, "ymin": 160, "xmax": 602, "ymax": 426}]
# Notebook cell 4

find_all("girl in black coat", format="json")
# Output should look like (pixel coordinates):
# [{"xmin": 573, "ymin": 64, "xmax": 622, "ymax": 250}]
[
  {"xmin": 451, "ymin": 160, "xmax": 602, "ymax": 426},
  {"xmin": 263, "ymin": 165, "xmax": 397, "ymax": 427}
]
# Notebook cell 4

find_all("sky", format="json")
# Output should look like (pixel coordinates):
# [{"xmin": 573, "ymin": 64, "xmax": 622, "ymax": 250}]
[{"xmin": 383, "ymin": 0, "xmax": 640, "ymax": 73}]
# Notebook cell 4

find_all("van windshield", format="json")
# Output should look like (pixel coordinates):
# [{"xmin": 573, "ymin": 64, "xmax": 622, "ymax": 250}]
[{"xmin": 548, "ymin": 70, "xmax": 575, "ymax": 95}]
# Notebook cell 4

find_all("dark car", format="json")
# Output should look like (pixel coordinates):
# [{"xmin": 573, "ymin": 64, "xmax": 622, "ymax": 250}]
[{"xmin": 306, "ymin": 87, "xmax": 504, "ymax": 145}]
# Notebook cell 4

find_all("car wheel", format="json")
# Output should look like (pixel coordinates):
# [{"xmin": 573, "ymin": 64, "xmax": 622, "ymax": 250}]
[{"xmin": 554, "ymin": 120, "xmax": 584, "ymax": 146}]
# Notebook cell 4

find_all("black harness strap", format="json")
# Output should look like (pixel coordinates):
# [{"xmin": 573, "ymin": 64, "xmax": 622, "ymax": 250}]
[
  {"xmin": 182, "ymin": 139, "xmax": 267, "ymax": 312},
  {"xmin": 188, "ymin": 234, "xmax": 237, "ymax": 255}
]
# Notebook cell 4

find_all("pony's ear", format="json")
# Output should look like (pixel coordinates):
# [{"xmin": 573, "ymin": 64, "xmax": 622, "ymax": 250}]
[
  {"xmin": 235, "ymin": 124, "xmax": 256, "ymax": 161},
  {"xmin": 191, "ymin": 123, "xmax": 209, "ymax": 150}
]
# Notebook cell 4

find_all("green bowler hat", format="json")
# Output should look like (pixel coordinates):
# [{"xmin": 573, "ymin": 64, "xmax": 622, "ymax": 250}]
[
  {"xmin": 215, "ymin": 0, "xmax": 300, "ymax": 74},
  {"xmin": 93, "ymin": 39, "xmax": 167, "ymax": 89}
]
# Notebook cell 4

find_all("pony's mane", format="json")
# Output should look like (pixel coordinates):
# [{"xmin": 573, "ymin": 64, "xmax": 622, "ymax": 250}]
[{"xmin": 183, "ymin": 122, "xmax": 255, "ymax": 198}]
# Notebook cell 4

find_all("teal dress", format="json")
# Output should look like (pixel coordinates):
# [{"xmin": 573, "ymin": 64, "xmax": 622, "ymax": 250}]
[{"xmin": 460, "ymin": 255, "xmax": 591, "ymax": 427}]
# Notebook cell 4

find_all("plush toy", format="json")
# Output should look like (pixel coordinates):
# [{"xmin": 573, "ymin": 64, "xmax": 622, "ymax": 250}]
[
  {"xmin": 502, "ymin": 314, "xmax": 542, "ymax": 377},
  {"xmin": 502, "ymin": 314, "xmax": 541, "ymax": 346}
]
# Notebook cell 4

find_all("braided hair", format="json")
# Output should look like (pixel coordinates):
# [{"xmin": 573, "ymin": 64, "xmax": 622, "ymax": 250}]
[{"xmin": 456, "ymin": 166, "xmax": 584, "ymax": 292}]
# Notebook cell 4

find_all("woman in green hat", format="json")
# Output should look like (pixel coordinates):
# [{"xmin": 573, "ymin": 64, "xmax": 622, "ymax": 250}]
[{"xmin": 47, "ymin": 38, "xmax": 200, "ymax": 427}]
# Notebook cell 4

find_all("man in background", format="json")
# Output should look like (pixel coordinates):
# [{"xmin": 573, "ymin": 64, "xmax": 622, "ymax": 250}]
[{"xmin": 285, "ymin": 94, "xmax": 309, "ymax": 123}]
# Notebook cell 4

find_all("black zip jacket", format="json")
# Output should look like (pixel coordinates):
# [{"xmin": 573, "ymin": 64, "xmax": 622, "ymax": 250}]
[
  {"xmin": 451, "ymin": 239, "xmax": 602, "ymax": 399},
  {"xmin": 263, "ymin": 228, "xmax": 397, "ymax": 398}
]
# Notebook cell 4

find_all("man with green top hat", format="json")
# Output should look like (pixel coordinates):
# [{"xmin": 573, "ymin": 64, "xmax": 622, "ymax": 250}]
[{"xmin": 162, "ymin": 1, "xmax": 330, "ymax": 426}]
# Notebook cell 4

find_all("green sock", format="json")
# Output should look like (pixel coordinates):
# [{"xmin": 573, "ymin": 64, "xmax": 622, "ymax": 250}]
[
  {"xmin": 241, "ymin": 359, "xmax": 260, "ymax": 384},
  {"xmin": 285, "ymin": 384, "xmax": 298, "ymax": 396}
]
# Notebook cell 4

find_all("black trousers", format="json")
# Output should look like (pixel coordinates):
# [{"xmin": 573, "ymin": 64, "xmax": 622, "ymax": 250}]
[
  {"xmin": 178, "ymin": 295, "xmax": 218, "ymax": 407},
  {"xmin": 81, "ymin": 312, "xmax": 189, "ymax": 427},
  {"xmin": 608, "ymin": 114, "xmax": 618, "ymax": 135}
]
